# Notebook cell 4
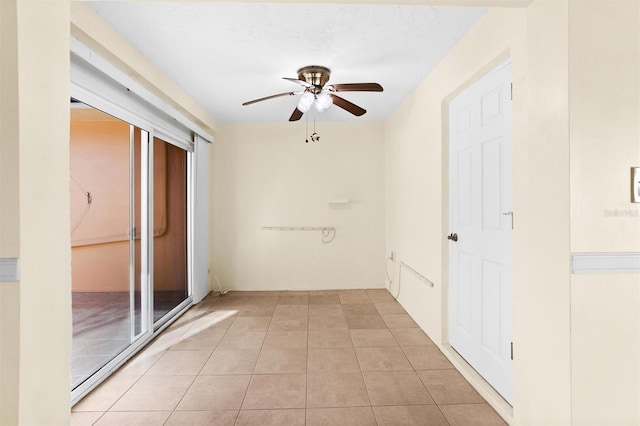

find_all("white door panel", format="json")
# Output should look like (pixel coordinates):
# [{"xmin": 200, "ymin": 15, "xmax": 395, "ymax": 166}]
[{"xmin": 449, "ymin": 62, "xmax": 512, "ymax": 403}]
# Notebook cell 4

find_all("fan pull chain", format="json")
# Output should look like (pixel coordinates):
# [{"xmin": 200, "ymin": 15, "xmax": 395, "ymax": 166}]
[{"xmin": 309, "ymin": 107, "xmax": 320, "ymax": 143}]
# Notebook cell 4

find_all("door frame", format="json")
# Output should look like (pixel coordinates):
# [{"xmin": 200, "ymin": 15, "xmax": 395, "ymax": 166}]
[
  {"xmin": 69, "ymin": 85, "xmax": 195, "ymax": 406},
  {"xmin": 69, "ymin": 37, "xmax": 213, "ymax": 406},
  {"xmin": 439, "ymin": 53, "xmax": 515, "ymax": 417}
]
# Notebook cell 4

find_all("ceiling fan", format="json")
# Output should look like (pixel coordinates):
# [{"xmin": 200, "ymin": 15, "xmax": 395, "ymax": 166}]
[{"xmin": 242, "ymin": 65, "xmax": 383, "ymax": 121}]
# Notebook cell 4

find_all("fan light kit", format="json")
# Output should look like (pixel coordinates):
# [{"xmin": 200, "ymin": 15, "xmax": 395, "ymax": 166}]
[{"xmin": 242, "ymin": 65, "xmax": 383, "ymax": 122}]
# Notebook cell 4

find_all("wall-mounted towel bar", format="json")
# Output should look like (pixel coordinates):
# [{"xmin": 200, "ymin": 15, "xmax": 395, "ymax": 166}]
[
  {"xmin": 261, "ymin": 226, "xmax": 336, "ymax": 244},
  {"xmin": 400, "ymin": 261, "xmax": 435, "ymax": 288}
]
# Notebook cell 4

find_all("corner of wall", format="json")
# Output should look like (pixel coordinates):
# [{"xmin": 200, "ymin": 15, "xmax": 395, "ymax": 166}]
[
  {"xmin": 14, "ymin": 1, "xmax": 72, "ymax": 424},
  {"xmin": 512, "ymin": 0, "xmax": 572, "ymax": 424}
]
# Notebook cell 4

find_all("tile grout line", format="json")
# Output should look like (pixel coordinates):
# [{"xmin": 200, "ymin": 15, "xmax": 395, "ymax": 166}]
[
  {"xmin": 234, "ymin": 299, "xmax": 269, "ymax": 424},
  {"xmin": 87, "ymin": 350, "xmax": 160, "ymax": 420},
  {"xmin": 305, "ymin": 303, "xmax": 309, "ymax": 426},
  {"xmin": 165, "ymin": 298, "xmax": 239, "ymax": 424},
  {"xmin": 345, "ymin": 300, "xmax": 375, "ymax": 420},
  {"xmin": 80, "ymin": 289, "xmax": 492, "ymax": 425}
]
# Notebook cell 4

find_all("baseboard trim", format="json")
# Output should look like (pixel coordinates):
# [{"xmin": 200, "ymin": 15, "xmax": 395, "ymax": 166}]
[
  {"xmin": 571, "ymin": 253, "xmax": 640, "ymax": 274},
  {"xmin": 441, "ymin": 345, "xmax": 514, "ymax": 425},
  {"xmin": 0, "ymin": 258, "xmax": 19, "ymax": 282}
]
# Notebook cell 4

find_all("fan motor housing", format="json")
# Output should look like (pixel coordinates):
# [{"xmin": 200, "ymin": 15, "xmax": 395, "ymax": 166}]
[{"xmin": 297, "ymin": 65, "xmax": 331, "ymax": 89}]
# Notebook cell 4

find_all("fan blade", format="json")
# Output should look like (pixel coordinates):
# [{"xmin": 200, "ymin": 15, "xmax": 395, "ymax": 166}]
[
  {"xmin": 326, "ymin": 83, "xmax": 383, "ymax": 92},
  {"xmin": 242, "ymin": 92, "xmax": 296, "ymax": 106},
  {"xmin": 330, "ymin": 94, "xmax": 366, "ymax": 117},
  {"xmin": 289, "ymin": 108, "xmax": 304, "ymax": 122},
  {"xmin": 283, "ymin": 77, "xmax": 313, "ymax": 88}
]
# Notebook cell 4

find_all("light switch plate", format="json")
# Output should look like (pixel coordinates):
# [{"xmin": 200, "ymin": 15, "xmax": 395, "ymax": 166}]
[
  {"xmin": 632, "ymin": 167, "xmax": 640, "ymax": 203},
  {"xmin": 0, "ymin": 258, "xmax": 20, "ymax": 282}
]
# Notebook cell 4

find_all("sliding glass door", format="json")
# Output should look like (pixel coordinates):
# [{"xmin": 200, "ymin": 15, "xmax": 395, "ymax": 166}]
[
  {"xmin": 70, "ymin": 102, "xmax": 148, "ymax": 389},
  {"xmin": 70, "ymin": 100, "xmax": 192, "ymax": 396}
]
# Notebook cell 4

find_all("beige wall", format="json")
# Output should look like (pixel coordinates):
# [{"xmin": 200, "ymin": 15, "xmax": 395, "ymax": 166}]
[
  {"xmin": 211, "ymin": 121, "xmax": 386, "ymax": 291},
  {"xmin": 515, "ymin": 1, "xmax": 572, "ymax": 423},
  {"xmin": 0, "ymin": 0, "xmax": 72, "ymax": 424},
  {"xmin": 0, "ymin": 0, "xmax": 19, "ymax": 260},
  {"xmin": 17, "ymin": 0, "xmax": 72, "ymax": 420},
  {"xmin": 569, "ymin": 0, "xmax": 640, "ymax": 423},
  {"xmin": 571, "ymin": 275, "xmax": 640, "ymax": 424},
  {"xmin": 0, "ymin": 284, "xmax": 19, "ymax": 425},
  {"xmin": 385, "ymin": 1, "xmax": 573, "ymax": 424},
  {"xmin": 569, "ymin": 0, "xmax": 640, "ymax": 253},
  {"xmin": 0, "ymin": 0, "xmax": 20, "ymax": 422}
]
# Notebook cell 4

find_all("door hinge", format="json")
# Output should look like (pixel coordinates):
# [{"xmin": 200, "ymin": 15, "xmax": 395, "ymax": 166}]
[
  {"xmin": 502, "ymin": 211, "xmax": 514, "ymax": 230},
  {"xmin": 510, "ymin": 83, "xmax": 513, "ymax": 101},
  {"xmin": 511, "ymin": 342, "xmax": 513, "ymax": 360}
]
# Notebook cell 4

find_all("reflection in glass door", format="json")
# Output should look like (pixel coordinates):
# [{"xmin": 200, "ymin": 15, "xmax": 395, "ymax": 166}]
[
  {"xmin": 153, "ymin": 137, "xmax": 189, "ymax": 322},
  {"xmin": 69, "ymin": 101, "xmax": 147, "ymax": 389},
  {"xmin": 70, "ymin": 99, "xmax": 194, "ymax": 398}
]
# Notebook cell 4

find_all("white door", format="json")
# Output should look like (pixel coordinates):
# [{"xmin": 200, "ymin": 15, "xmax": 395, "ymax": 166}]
[{"xmin": 448, "ymin": 62, "xmax": 513, "ymax": 403}]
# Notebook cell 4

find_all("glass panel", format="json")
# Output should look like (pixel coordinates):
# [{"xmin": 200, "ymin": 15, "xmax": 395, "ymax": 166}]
[
  {"xmin": 153, "ymin": 137, "xmax": 189, "ymax": 322},
  {"xmin": 69, "ymin": 101, "xmax": 144, "ymax": 390},
  {"xmin": 132, "ymin": 127, "xmax": 144, "ymax": 337}
]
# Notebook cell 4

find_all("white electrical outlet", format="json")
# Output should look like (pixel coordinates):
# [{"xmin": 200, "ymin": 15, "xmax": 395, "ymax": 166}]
[{"xmin": 632, "ymin": 167, "xmax": 640, "ymax": 203}]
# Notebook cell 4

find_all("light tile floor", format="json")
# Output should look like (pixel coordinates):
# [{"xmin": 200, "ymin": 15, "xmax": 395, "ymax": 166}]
[
  {"xmin": 72, "ymin": 289, "xmax": 507, "ymax": 425},
  {"xmin": 72, "ymin": 291, "xmax": 189, "ymax": 389}
]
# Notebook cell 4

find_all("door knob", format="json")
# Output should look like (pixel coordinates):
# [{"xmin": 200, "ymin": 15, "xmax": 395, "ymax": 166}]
[{"xmin": 447, "ymin": 233, "xmax": 458, "ymax": 242}]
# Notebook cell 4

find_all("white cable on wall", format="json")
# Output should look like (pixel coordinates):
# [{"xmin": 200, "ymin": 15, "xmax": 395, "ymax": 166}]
[
  {"xmin": 213, "ymin": 276, "xmax": 229, "ymax": 296},
  {"xmin": 386, "ymin": 256, "xmax": 399, "ymax": 298},
  {"xmin": 320, "ymin": 227, "xmax": 336, "ymax": 244}
]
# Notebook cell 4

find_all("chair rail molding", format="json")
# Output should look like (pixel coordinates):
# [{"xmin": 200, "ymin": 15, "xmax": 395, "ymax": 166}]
[{"xmin": 571, "ymin": 253, "xmax": 640, "ymax": 274}]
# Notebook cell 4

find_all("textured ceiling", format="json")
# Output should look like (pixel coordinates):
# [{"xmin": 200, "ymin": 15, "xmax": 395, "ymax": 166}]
[{"xmin": 88, "ymin": 3, "xmax": 487, "ymax": 122}]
